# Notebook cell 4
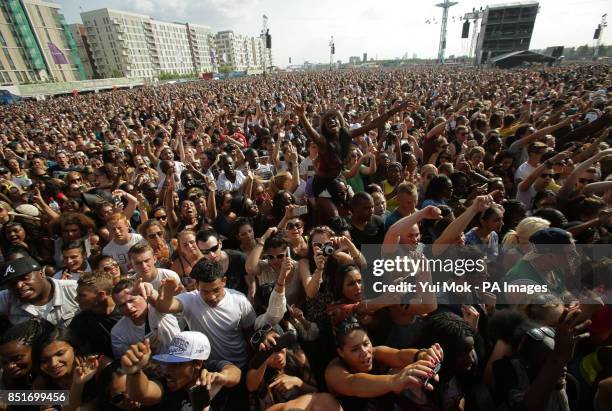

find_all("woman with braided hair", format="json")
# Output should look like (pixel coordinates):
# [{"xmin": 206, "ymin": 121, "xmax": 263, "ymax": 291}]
[{"xmin": 0, "ymin": 318, "xmax": 54, "ymax": 391}]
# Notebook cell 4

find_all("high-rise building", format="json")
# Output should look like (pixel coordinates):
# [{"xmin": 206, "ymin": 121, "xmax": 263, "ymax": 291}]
[
  {"xmin": 0, "ymin": 0, "xmax": 86, "ymax": 85},
  {"xmin": 69, "ymin": 23, "xmax": 97, "ymax": 79},
  {"xmin": 474, "ymin": 1, "xmax": 539, "ymax": 65}
]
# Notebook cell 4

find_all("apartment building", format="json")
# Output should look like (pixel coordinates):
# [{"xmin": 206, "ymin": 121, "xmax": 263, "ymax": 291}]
[
  {"xmin": 215, "ymin": 30, "xmax": 272, "ymax": 72},
  {"xmin": 69, "ymin": 23, "xmax": 97, "ymax": 79},
  {"xmin": 0, "ymin": 0, "xmax": 85, "ymax": 85},
  {"xmin": 80, "ymin": 8, "xmax": 154, "ymax": 79},
  {"xmin": 186, "ymin": 23, "xmax": 216, "ymax": 74}
]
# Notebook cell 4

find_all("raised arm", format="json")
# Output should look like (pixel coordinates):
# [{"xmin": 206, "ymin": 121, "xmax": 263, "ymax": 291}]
[
  {"xmin": 384, "ymin": 206, "xmax": 442, "ymax": 247},
  {"xmin": 290, "ymin": 98, "xmax": 325, "ymax": 146},
  {"xmin": 433, "ymin": 194, "xmax": 494, "ymax": 256},
  {"xmin": 350, "ymin": 101, "xmax": 415, "ymax": 138},
  {"xmin": 559, "ymin": 148, "xmax": 611, "ymax": 198}
]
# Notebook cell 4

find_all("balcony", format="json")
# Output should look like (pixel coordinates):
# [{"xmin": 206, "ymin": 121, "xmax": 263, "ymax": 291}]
[{"xmin": 121, "ymin": 50, "xmax": 128, "ymax": 57}]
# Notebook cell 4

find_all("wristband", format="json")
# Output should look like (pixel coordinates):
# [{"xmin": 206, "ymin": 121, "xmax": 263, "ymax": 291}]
[{"xmin": 256, "ymin": 239, "xmax": 264, "ymax": 246}]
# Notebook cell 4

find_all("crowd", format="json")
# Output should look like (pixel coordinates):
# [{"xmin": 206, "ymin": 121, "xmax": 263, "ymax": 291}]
[{"xmin": 0, "ymin": 63, "xmax": 610, "ymax": 411}]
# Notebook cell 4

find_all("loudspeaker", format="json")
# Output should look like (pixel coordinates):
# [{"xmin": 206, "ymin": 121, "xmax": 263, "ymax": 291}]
[
  {"xmin": 461, "ymin": 21, "xmax": 470, "ymax": 38},
  {"xmin": 266, "ymin": 30, "xmax": 271, "ymax": 49},
  {"xmin": 593, "ymin": 25, "xmax": 601, "ymax": 39},
  {"xmin": 551, "ymin": 46, "xmax": 564, "ymax": 58}
]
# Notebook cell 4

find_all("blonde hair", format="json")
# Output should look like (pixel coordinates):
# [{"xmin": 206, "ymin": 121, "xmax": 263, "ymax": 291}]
[
  {"xmin": 269, "ymin": 172, "xmax": 292, "ymax": 197},
  {"xmin": 502, "ymin": 217, "xmax": 550, "ymax": 245}
]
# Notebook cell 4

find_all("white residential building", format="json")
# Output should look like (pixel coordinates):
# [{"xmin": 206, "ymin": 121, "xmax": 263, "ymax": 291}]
[
  {"xmin": 150, "ymin": 20, "xmax": 192, "ymax": 76},
  {"xmin": 80, "ymin": 7, "xmax": 271, "ymax": 78},
  {"xmin": 186, "ymin": 23, "xmax": 216, "ymax": 74},
  {"xmin": 215, "ymin": 30, "xmax": 271, "ymax": 73},
  {"xmin": 80, "ymin": 8, "xmax": 153, "ymax": 78}
]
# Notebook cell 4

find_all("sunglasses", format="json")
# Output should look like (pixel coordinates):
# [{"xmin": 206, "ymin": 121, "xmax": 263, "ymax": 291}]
[
  {"xmin": 578, "ymin": 178, "xmax": 595, "ymax": 184},
  {"xmin": 250, "ymin": 324, "xmax": 272, "ymax": 347},
  {"xmin": 264, "ymin": 253, "xmax": 286, "ymax": 260},
  {"xmin": 286, "ymin": 222, "xmax": 302, "ymax": 230},
  {"xmin": 200, "ymin": 243, "xmax": 220, "ymax": 254},
  {"xmin": 147, "ymin": 231, "xmax": 164, "ymax": 239},
  {"xmin": 155, "ymin": 215, "xmax": 167, "ymax": 221},
  {"xmin": 540, "ymin": 173, "xmax": 554, "ymax": 179}
]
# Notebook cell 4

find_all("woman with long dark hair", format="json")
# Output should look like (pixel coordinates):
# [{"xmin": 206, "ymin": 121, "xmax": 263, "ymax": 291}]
[{"xmin": 290, "ymin": 98, "xmax": 412, "ymax": 223}]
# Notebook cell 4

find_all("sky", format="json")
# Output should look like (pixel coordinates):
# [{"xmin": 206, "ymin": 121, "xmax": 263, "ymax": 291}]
[{"xmin": 56, "ymin": 0, "xmax": 611, "ymax": 66}]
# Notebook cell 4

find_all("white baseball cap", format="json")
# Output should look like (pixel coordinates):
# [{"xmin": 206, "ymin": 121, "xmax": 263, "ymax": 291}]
[{"xmin": 152, "ymin": 331, "xmax": 211, "ymax": 363}]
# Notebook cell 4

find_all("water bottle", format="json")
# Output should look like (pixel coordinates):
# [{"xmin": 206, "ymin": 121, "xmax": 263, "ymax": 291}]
[{"xmin": 48, "ymin": 197, "xmax": 60, "ymax": 213}]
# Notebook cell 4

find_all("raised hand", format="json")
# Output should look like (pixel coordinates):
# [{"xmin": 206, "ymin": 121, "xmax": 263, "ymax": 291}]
[
  {"xmin": 73, "ymin": 356, "xmax": 99, "ymax": 385},
  {"xmin": 120, "ymin": 339, "xmax": 151, "ymax": 375},
  {"xmin": 420, "ymin": 205, "xmax": 443, "ymax": 220}
]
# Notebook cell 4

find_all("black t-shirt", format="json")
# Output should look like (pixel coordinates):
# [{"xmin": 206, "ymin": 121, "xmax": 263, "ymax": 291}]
[
  {"xmin": 349, "ymin": 215, "xmax": 385, "ymax": 250},
  {"xmin": 224, "ymin": 249, "xmax": 248, "ymax": 294},
  {"xmin": 69, "ymin": 307, "xmax": 123, "ymax": 357}
]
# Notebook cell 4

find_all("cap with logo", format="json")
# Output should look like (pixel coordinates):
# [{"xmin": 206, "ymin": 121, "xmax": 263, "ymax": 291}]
[
  {"xmin": 1, "ymin": 256, "xmax": 42, "ymax": 285},
  {"xmin": 152, "ymin": 331, "xmax": 211, "ymax": 363}
]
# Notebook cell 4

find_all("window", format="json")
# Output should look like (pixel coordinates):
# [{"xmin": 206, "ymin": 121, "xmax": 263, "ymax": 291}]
[
  {"xmin": 0, "ymin": 31, "xmax": 6, "ymax": 47},
  {"xmin": 36, "ymin": 5, "xmax": 45, "ymax": 25},
  {"xmin": 3, "ymin": 49, "xmax": 16, "ymax": 70}
]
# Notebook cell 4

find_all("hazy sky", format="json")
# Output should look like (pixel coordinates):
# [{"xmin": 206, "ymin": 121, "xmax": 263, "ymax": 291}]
[{"xmin": 56, "ymin": 0, "xmax": 611, "ymax": 66}]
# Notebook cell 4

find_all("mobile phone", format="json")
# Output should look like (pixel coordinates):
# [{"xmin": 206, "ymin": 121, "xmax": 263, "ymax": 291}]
[
  {"xmin": 286, "ymin": 246, "xmax": 291, "ymax": 260},
  {"xmin": 292, "ymin": 206, "xmax": 308, "ymax": 217},
  {"xmin": 423, "ymin": 362, "xmax": 442, "ymax": 386},
  {"xmin": 188, "ymin": 385, "xmax": 210, "ymax": 411}
]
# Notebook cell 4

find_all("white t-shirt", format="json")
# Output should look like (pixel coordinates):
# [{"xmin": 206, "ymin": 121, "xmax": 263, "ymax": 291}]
[
  {"xmin": 514, "ymin": 162, "xmax": 536, "ymax": 184},
  {"xmin": 141, "ymin": 268, "xmax": 181, "ymax": 292},
  {"xmin": 110, "ymin": 305, "xmax": 180, "ymax": 359},
  {"xmin": 216, "ymin": 170, "xmax": 246, "ymax": 193},
  {"xmin": 299, "ymin": 157, "xmax": 315, "ymax": 180},
  {"xmin": 102, "ymin": 233, "xmax": 145, "ymax": 274},
  {"xmin": 516, "ymin": 184, "xmax": 537, "ymax": 211},
  {"xmin": 176, "ymin": 288, "xmax": 256, "ymax": 368}
]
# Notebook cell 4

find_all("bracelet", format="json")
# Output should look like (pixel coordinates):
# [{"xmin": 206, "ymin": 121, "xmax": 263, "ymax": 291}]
[
  {"xmin": 256, "ymin": 239, "xmax": 264, "ymax": 246},
  {"xmin": 414, "ymin": 348, "xmax": 428, "ymax": 363}
]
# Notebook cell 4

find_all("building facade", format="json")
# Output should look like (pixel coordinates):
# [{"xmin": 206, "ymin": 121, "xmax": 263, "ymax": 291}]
[
  {"xmin": 0, "ymin": 0, "xmax": 85, "ymax": 85},
  {"xmin": 186, "ymin": 23, "xmax": 215, "ymax": 74},
  {"xmin": 215, "ymin": 30, "xmax": 272, "ymax": 73},
  {"xmin": 69, "ymin": 23, "xmax": 97, "ymax": 79}
]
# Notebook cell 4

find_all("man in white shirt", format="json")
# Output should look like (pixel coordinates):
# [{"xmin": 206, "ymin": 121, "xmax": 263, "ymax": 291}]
[
  {"xmin": 216, "ymin": 155, "xmax": 246, "ymax": 192},
  {"xmin": 146, "ymin": 259, "xmax": 256, "ymax": 369},
  {"xmin": 128, "ymin": 242, "xmax": 181, "ymax": 291},
  {"xmin": 111, "ymin": 278, "xmax": 180, "ymax": 359},
  {"xmin": 103, "ymin": 213, "xmax": 144, "ymax": 274},
  {"xmin": 299, "ymin": 140, "xmax": 318, "ymax": 181},
  {"xmin": 514, "ymin": 141, "xmax": 547, "ymax": 185},
  {"xmin": 0, "ymin": 256, "xmax": 79, "ymax": 328}
]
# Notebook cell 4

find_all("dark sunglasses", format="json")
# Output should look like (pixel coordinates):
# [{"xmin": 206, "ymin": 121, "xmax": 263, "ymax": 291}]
[
  {"xmin": 540, "ymin": 173, "xmax": 554, "ymax": 179},
  {"xmin": 102, "ymin": 262, "xmax": 119, "ymax": 272},
  {"xmin": 200, "ymin": 243, "xmax": 220, "ymax": 254},
  {"xmin": 286, "ymin": 222, "xmax": 302, "ymax": 230},
  {"xmin": 147, "ymin": 231, "xmax": 164, "ymax": 239},
  {"xmin": 155, "ymin": 215, "xmax": 167, "ymax": 221},
  {"xmin": 264, "ymin": 253, "xmax": 286, "ymax": 260},
  {"xmin": 250, "ymin": 324, "xmax": 272, "ymax": 347}
]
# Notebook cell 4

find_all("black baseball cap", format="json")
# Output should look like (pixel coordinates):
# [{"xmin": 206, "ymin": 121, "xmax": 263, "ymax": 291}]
[{"xmin": 0, "ymin": 257, "xmax": 42, "ymax": 285}]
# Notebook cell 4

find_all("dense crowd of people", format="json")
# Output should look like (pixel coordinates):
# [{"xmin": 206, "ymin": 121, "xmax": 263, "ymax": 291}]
[{"xmin": 0, "ymin": 64, "xmax": 610, "ymax": 411}]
